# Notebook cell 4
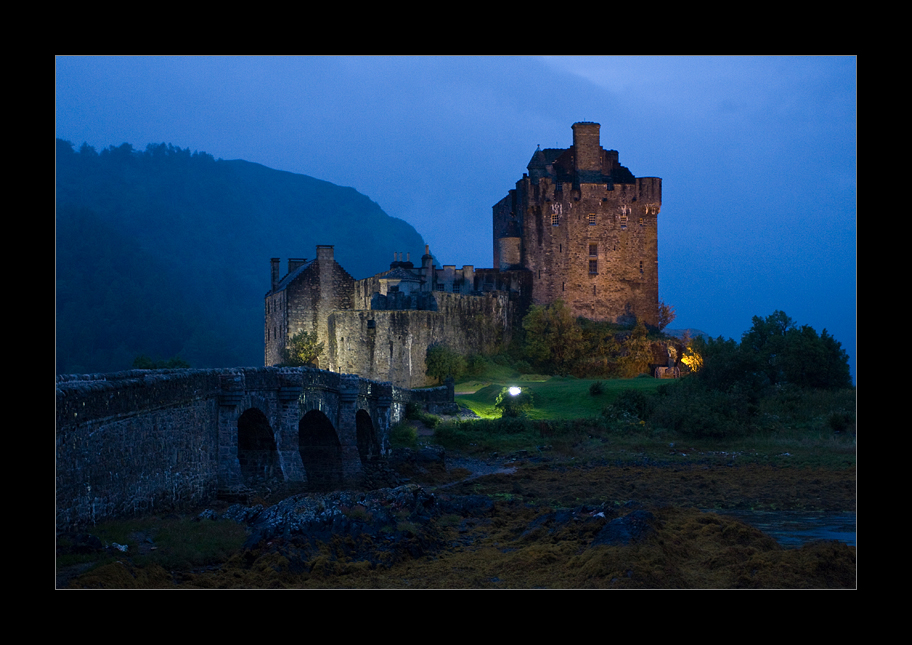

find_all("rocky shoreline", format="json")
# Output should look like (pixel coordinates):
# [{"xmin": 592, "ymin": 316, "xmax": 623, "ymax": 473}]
[{"xmin": 58, "ymin": 447, "xmax": 856, "ymax": 588}]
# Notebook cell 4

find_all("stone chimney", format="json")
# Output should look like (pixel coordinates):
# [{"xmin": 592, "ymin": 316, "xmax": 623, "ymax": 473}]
[
  {"xmin": 288, "ymin": 258, "xmax": 307, "ymax": 273},
  {"xmin": 316, "ymin": 245, "xmax": 334, "ymax": 263},
  {"xmin": 271, "ymin": 258, "xmax": 280, "ymax": 291},
  {"xmin": 572, "ymin": 122, "xmax": 601, "ymax": 173}
]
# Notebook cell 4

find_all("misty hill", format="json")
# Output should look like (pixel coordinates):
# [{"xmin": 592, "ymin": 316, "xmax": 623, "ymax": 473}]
[{"xmin": 55, "ymin": 139, "xmax": 427, "ymax": 374}]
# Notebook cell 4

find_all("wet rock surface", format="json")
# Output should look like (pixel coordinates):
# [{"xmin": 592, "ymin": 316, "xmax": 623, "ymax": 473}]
[{"xmin": 203, "ymin": 483, "xmax": 499, "ymax": 571}]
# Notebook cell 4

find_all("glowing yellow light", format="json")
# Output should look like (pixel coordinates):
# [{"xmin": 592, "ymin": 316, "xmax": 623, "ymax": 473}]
[
  {"xmin": 681, "ymin": 350, "xmax": 703, "ymax": 372},
  {"xmin": 509, "ymin": 386, "xmax": 522, "ymax": 396}
]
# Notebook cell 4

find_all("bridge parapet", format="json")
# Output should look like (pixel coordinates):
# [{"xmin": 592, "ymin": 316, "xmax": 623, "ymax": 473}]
[{"xmin": 56, "ymin": 367, "xmax": 452, "ymax": 532}]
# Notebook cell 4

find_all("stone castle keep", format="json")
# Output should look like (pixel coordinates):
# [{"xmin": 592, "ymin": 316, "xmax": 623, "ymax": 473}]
[{"xmin": 266, "ymin": 123, "xmax": 662, "ymax": 388}]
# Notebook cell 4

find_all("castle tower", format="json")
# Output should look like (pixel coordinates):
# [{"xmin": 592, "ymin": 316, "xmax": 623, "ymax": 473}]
[{"xmin": 493, "ymin": 122, "xmax": 661, "ymax": 326}]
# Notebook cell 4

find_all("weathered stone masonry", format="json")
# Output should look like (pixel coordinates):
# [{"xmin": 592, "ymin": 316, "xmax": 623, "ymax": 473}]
[
  {"xmin": 266, "ymin": 245, "xmax": 531, "ymax": 388},
  {"xmin": 494, "ymin": 121, "xmax": 661, "ymax": 326},
  {"xmin": 56, "ymin": 367, "xmax": 451, "ymax": 532},
  {"xmin": 266, "ymin": 123, "xmax": 661, "ymax": 387}
]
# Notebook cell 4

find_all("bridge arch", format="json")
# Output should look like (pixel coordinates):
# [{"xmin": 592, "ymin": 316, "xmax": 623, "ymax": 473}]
[
  {"xmin": 237, "ymin": 407, "xmax": 279, "ymax": 486},
  {"xmin": 356, "ymin": 409, "xmax": 381, "ymax": 465},
  {"xmin": 298, "ymin": 409, "xmax": 343, "ymax": 490}
]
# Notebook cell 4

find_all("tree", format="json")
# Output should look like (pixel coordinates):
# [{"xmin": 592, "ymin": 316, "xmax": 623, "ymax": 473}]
[
  {"xmin": 680, "ymin": 333, "xmax": 703, "ymax": 374},
  {"xmin": 693, "ymin": 335, "xmax": 764, "ymax": 391},
  {"xmin": 522, "ymin": 300, "xmax": 585, "ymax": 374},
  {"xmin": 425, "ymin": 344, "xmax": 465, "ymax": 384},
  {"xmin": 283, "ymin": 330, "xmax": 323, "ymax": 367},
  {"xmin": 616, "ymin": 319, "xmax": 654, "ymax": 378},
  {"xmin": 704, "ymin": 311, "xmax": 855, "ymax": 390},
  {"xmin": 658, "ymin": 301, "xmax": 676, "ymax": 331}
]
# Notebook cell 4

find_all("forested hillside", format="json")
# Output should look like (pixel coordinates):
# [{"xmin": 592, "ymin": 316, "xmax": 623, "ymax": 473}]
[{"xmin": 55, "ymin": 139, "xmax": 427, "ymax": 374}]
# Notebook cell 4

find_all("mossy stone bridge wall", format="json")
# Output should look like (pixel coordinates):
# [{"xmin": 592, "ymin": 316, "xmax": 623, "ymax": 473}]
[{"xmin": 56, "ymin": 367, "xmax": 451, "ymax": 532}]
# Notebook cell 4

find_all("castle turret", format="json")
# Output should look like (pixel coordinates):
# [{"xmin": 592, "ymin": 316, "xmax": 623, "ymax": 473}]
[{"xmin": 421, "ymin": 244, "xmax": 435, "ymax": 291}]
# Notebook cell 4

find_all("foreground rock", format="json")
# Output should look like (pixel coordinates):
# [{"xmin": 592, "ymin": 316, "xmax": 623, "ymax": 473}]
[{"xmin": 202, "ymin": 484, "xmax": 495, "ymax": 570}]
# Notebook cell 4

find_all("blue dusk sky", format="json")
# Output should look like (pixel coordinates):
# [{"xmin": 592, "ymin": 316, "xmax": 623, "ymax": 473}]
[{"xmin": 55, "ymin": 55, "xmax": 857, "ymax": 381}]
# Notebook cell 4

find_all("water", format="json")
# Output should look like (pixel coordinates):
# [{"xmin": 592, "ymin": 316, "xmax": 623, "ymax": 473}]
[{"xmin": 707, "ymin": 510, "xmax": 856, "ymax": 548}]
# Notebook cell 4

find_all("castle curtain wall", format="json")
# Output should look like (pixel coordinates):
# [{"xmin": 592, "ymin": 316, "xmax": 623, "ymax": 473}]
[{"xmin": 326, "ymin": 292, "xmax": 516, "ymax": 388}]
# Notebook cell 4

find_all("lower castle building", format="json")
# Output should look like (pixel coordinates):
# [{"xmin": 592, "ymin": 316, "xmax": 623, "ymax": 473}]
[{"xmin": 266, "ymin": 123, "xmax": 661, "ymax": 387}]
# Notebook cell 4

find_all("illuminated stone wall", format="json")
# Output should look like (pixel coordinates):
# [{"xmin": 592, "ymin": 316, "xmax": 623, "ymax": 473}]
[
  {"xmin": 493, "ymin": 122, "xmax": 661, "ymax": 326},
  {"xmin": 325, "ymin": 291, "xmax": 521, "ymax": 389}
]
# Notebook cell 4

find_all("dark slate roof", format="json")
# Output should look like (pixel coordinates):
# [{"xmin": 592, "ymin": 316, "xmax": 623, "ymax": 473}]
[
  {"xmin": 270, "ymin": 260, "xmax": 316, "ymax": 294},
  {"xmin": 379, "ymin": 267, "xmax": 423, "ymax": 282},
  {"xmin": 527, "ymin": 145, "xmax": 636, "ymax": 185}
]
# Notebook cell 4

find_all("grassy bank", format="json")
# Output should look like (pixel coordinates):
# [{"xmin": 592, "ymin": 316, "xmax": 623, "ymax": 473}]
[
  {"xmin": 443, "ymin": 374, "xmax": 855, "ymax": 469},
  {"xmin": 456, "ymin": 375, "xmax": 662, "ymax": 420}
]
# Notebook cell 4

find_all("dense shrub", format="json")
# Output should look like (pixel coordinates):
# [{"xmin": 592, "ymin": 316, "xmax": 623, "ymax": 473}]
[
  {"xmin": 514, "ymin": 360, "xmax": 533, "ymax": 374},
  {"xmin": 600, "ymin": 388, "xmax": 653, "ymax": 432},
  {"xmin": 389, "ymin": 422, "xmax": 418, "ymax": 448},
  {"xmin": 494, "ymin": 386, "xmax": 535, "ymax": 418},
  {"xmin": 464, "ymin": 354, "xmax": 492, "ymax": 378},
  {"xmin": 426, "ymin": 344, "xmax": 465, "ymax": 384},
  {"xmin": 648, "ymin": 379, "xmax": 758, "ymax": 438},
  {"xmin": 613, "ymin": 389, "xmax": 651, "ymax": 420}
]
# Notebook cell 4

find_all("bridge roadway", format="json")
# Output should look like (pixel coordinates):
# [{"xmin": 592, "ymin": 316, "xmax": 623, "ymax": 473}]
[{"xmin": 56, "ymin": 366, "xmax": 452, "ymax": 532}]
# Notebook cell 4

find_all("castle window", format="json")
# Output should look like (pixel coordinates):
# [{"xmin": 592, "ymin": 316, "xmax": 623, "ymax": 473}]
[
  {"xmin": 588, "ymin": 213, "xmax": 596, "ymax": 226},
  {"xmin": 589, "ymin": 243, "xmax": 597, "ymax": 257},
  {"xmin": 639, "ymin": 261, "xmax": 644, "ymax": 274},
  {"xmin": 551, "ymin": 212, "xmax": 559, "ymax": 226},
  {"xmin": 620, "ymin": 215, "xmax": 628, "ymax": 230},
  {"xmin": 589, "ymin": 260, "xmax": 598, "ymax": 275}
]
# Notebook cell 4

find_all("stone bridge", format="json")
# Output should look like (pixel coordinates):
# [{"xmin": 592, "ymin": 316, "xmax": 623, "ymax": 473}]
[{"xmin": 56, "ymin": 367, "xmax": 453, "ymax": 532}]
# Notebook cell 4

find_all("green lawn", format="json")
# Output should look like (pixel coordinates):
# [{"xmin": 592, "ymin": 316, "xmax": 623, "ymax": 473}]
[{"xmin": 455, "ymin": 376, "xmax": 665, "ymax": 420}]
